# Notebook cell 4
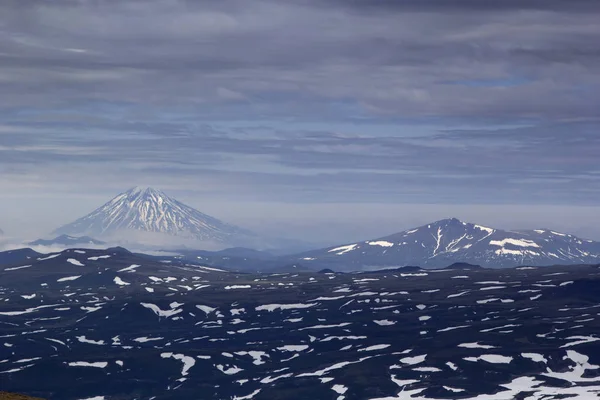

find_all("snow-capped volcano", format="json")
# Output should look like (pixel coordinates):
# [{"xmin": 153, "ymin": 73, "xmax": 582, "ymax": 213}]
[
  {"xmin": 52, "ymin": 187, "xmax": 255, "ymax": 247},
  {"xmin": 294, "ymin": 218, "xmax": 600, "ymax": 269}
]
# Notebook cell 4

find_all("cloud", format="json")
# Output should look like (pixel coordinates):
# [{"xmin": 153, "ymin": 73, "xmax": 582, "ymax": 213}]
[
  {"xmin": 1, "ymin": 118, "xmax": 598, "ymax": 208},
  {"xmin": 0, "ymin": 0, "xmax": 599, "ymax": 240},
  {"xmin": 1, "ymin": 0, "xmax": 598, "ymax": 117},
  {"xmin": 317, "ymin": 0, "xmax": 600, "ymax": 13}
]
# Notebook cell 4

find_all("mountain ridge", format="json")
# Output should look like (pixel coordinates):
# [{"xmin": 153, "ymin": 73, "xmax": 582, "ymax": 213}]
[
  {"xmin": 28, "ymin": 234, "xmax": 105, "ymax": 247},
  {"xmin": 292, "ymin": 217, "xmax": 600, "ymax": 270}
]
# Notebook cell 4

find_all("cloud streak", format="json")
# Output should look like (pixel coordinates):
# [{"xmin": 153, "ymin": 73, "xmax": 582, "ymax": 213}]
[
  {"xmin": 0, "ymin": 0, "xmax": 599, "ymax": 240},
  {"xmin": 1, "ymin": 0, "xmax": 599, "ymax": 117}
]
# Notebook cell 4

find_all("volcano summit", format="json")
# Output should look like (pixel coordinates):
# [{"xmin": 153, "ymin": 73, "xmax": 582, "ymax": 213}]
[{"xmin": 52, "ymin": 187, "xmax": 255, "ymax": 248}]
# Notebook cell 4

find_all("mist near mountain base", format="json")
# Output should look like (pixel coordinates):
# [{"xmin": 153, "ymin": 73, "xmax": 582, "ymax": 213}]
[{"xmin": 2, "ymin": 197, "xmax": 599, "ymax": 249}]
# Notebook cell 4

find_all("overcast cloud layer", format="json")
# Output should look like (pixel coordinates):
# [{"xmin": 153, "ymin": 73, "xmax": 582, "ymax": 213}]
[{"xmin": 0, "ymin": 0, "xmax": 599, "ymax": 242}]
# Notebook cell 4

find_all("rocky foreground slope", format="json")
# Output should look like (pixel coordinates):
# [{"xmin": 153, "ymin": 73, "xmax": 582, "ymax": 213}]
[{"xmin": 0, "ymin": 393, "xmax": 44, "ymax": 400}]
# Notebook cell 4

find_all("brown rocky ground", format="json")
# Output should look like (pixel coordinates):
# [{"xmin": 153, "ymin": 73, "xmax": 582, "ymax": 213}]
[{"xmin": 0, "ymin": 393, "xmax": 44, "ymax": 400}]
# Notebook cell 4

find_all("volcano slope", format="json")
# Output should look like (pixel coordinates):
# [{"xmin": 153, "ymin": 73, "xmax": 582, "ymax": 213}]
[{"xmin": 1, "ymin": 249, "xmax": 600, "ymax": 400}]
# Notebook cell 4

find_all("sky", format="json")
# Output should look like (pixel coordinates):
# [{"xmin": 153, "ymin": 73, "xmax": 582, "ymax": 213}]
[{"xmin": 0, "ymin": 0, "xmax": 599, "ymax": 244}]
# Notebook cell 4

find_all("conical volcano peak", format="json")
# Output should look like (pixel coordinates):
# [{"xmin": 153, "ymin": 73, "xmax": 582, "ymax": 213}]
[
  {"xmin": 125, "ymin": 186, "xmax": 165, "ymax": 197},
  {"xmin": 114, "ymin": 187, "xmax": 175, "ymax": 210},
  {"xmin": 52, "ymin": 187, "xmax": 255, "ymax": 246}
]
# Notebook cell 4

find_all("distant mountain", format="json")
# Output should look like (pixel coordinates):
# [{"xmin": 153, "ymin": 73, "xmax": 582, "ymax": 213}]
[
  {"xmin": 28, "ymin": 234, "xmax": 105, "ymax": 247},
  {"xmin": 52, "ymin": 187, "xmax": 258, "ymax": 249},
  {"xmin": 444, "ymin": 262, "xmax": 482, "ymax": 270},
  {"xmin": 292, "ymin": 218, "xmax": 600, "ymax": 270},
  {"xmin": 0, "ymin": 227, "xmax": 4, "ymax": 235}
]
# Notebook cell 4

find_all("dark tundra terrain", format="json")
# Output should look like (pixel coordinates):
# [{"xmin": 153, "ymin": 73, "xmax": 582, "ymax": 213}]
[{"xmin": 1, "ymin": 248, "xmax": 600, "ymax": 399}]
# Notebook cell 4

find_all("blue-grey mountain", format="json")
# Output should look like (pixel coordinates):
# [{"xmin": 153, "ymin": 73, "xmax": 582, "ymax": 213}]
[
  {"xmin": 28, "ymin": 234, "xmax": 105, "ymax": 247},
  {"xmin": 294, "ymin": 218, "xmax": 600, "ymax": 270}
]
